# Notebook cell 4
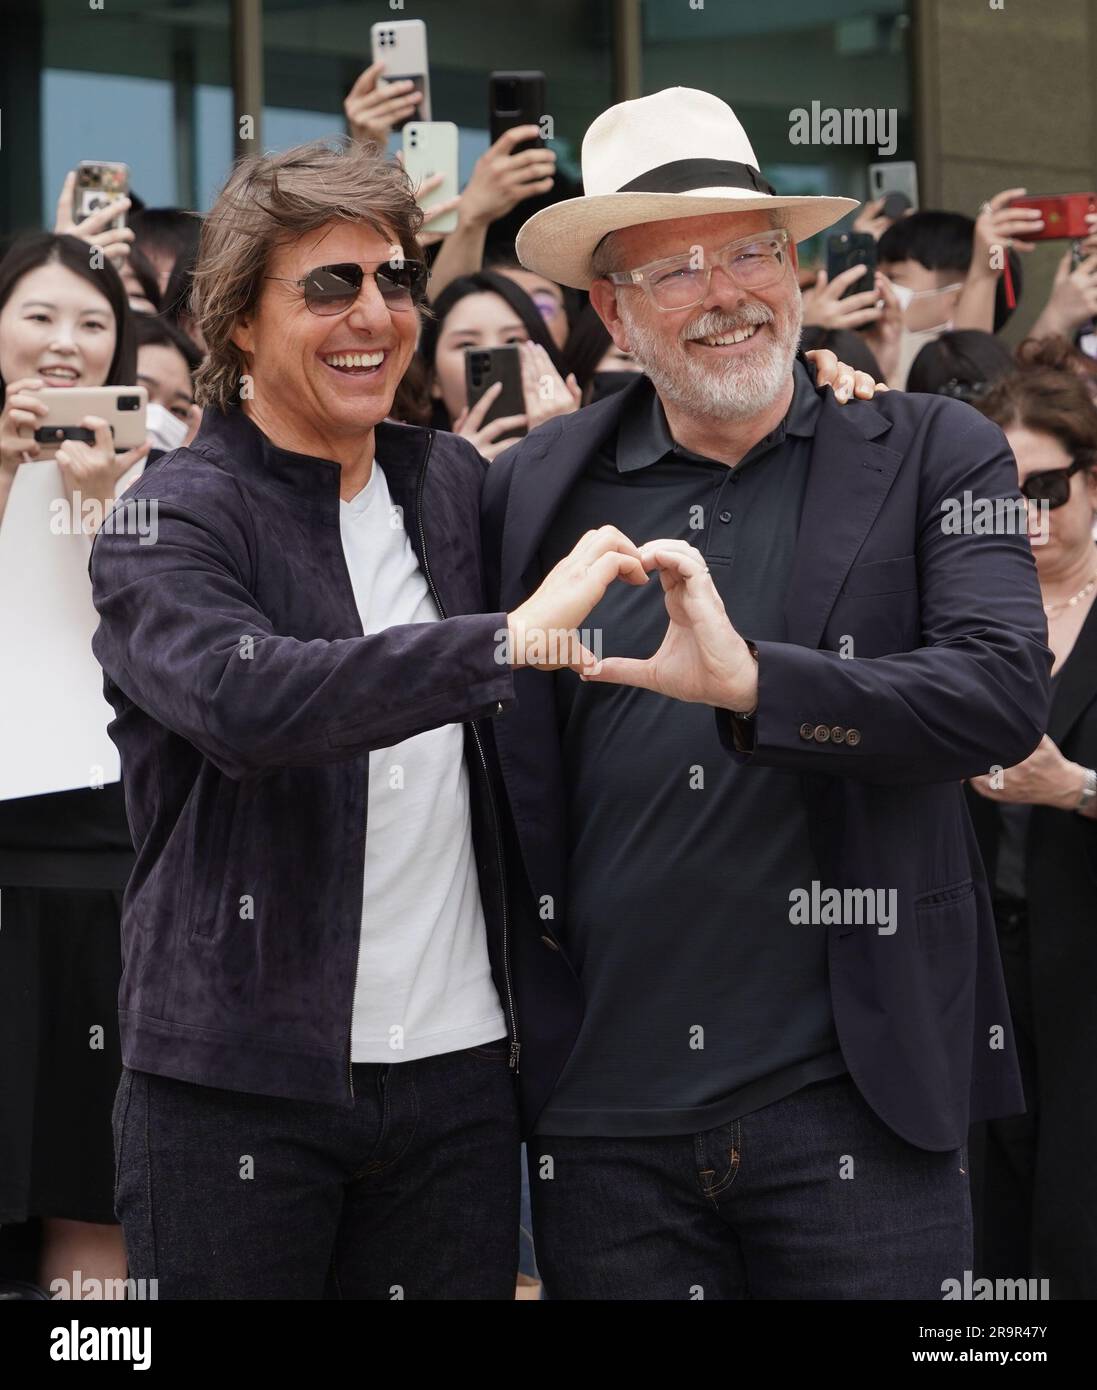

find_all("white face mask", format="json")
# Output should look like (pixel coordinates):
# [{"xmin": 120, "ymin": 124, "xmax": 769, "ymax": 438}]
[
  {"xmin": 889, "ymin": 280, "xmax": 964, "ymax": 388},
  {"xmin": 145, "ymin": 401, "xmax": 189, "ymax": 453}
]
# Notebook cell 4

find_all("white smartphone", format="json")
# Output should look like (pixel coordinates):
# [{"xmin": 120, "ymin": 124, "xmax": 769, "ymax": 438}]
[
  {"xmin": 868, "ymin": 160, "xmax": 919, "ymax": 212},
  {"xmin": 370, "ymin": 18, "xmax": 431, "ymax": 130},
  {"xmin": 34, "ymin": 385, "xmax": 148, "ymax": 457},
  {"xmin": 402, "ymin": 122, "xmax": 458, "ymax": 235}
]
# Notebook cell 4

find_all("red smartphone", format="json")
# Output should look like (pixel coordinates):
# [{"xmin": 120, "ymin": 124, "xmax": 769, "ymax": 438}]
[{"xmin": 1008, "ymin": 192, "xmax": 1097, "ymax": 241}]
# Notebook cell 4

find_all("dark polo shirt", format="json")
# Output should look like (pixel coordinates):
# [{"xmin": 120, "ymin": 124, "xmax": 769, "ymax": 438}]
[{"xmin": 537, "ymin": 360, "xmax": 847, "ymax": 1137}]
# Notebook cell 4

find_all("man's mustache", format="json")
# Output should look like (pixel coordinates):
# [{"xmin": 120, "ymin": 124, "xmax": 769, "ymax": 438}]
[{"xmin": 682, "ymin": 304, "xmax": 775, "ymax": 342}]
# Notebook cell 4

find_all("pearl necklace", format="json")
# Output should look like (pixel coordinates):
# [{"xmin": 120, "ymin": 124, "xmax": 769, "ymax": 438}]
[{"xmin": 1044, "ymin": 572, "xmax": 1097, "ymax": 617}]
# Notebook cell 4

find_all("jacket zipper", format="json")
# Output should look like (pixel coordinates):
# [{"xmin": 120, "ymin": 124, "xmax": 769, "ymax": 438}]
[{"xmin": 415, "ymin": 437, "xmax": 521, "ymax": 1075}]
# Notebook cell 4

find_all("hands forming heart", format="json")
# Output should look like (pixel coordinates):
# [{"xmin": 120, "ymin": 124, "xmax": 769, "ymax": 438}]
[{"xmin": 506, "ymin": 527, "xmax": 759, "ymax": 714}]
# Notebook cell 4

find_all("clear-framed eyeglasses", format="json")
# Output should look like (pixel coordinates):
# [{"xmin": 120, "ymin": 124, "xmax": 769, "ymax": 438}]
[{"xmin": 604, "ymin": 228, "xmax": 791, "ymax": 312}]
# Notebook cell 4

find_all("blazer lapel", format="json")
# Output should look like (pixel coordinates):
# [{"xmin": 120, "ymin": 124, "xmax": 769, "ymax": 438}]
[
  {"xmin": 499, "ymin": 380, "xmax": 641, "ymax": 603},
  {"xmin": 784, "ymin": 391, "xmax": 904, "ymax": 648},
  {"xmin": 1048, "ymin": 583, "xmax": 1097, "ymax": 746}
]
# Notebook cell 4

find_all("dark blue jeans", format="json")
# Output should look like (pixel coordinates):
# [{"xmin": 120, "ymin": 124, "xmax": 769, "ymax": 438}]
[
  {"xmin": 113, "ymin": 1041, "xmax": 521, "ymax": 1299},
  {"xmin": 528, "ymin": 1075, "xmax": 972, "ymax": 1299}
]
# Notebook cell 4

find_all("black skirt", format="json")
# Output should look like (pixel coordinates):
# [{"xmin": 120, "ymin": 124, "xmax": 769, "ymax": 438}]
[{"xmin": 0, "ymin": 885, "xmax": 124, "ymax": 1225}]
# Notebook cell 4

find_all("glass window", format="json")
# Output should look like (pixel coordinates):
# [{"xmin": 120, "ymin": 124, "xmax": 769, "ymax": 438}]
[
  {"xmin": 260, "ymin": 0, "xmax": 616, "ymax": 185},
  {"xmin": 641, "ymin": 0, "xmax": 915, "ymax": 260},
  {"xmin": 38, "ymin": 0, "xmax": 232, "ymax": 221}
]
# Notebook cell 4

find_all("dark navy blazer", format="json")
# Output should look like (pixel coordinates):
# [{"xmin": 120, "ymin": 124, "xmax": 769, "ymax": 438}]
[{"xmin": 481, "ymin": 369, "xmax": 1052, "ymax": 1150}]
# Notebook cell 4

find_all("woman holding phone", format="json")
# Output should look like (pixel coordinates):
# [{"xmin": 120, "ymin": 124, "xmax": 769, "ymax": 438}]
[
  {"xmin": 417, "ymin": 269, "xmax": 581, "ymax": 459},
  {"xmin": 0, "ymin": 232, "xmax": 147, "ymax": 1296}
]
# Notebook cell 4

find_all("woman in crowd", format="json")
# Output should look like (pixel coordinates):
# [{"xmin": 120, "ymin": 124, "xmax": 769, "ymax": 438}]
[
  {"xmin": 0, "ymin": 232, "xmax": 148, "ymax": 1295},
  {"xmin": 416, "ymin": 269, "xmax": 581, "ymax": 459},
  {"xmin": 967, "ymin": 344, "xmax": 1097, "ymax": 1298}
]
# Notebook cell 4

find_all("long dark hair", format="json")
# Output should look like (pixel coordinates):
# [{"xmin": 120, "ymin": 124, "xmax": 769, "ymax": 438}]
[
  {"xmin": 563, "ymin": 302, "xmax": 614, "ymax": 393},
  {"xmin": 133, "ymin": 310, "xmax": 203, "ymax": 374},
  {"xmin": 0, "ymin": 232, "xmax": 137, "ymax": 407}
]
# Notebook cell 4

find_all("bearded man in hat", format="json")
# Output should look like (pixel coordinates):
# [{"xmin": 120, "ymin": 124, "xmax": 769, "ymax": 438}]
[{"xmin": 482, "ymin": 88, "xmax": 1051, "ymax": 1299}]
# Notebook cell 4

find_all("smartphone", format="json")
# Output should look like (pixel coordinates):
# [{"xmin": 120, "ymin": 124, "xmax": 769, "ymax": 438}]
[
  {"xmin": 489, "ymin": 71, "xmax": 547, "ymax": 152},
  {"xmin": 1009, "ymin": 192, "xmax": 1097, "ymax": 241},
  {"xmin": 464, "ymin": 347, "xmax": 526, "ymax": 440},
  {"xmin": 370, "ymin": 18, "xmax": 431, "ymax": 131},
  {"xmin": 402, "ymin": 122, "xmax": 459, "ymax": 235},
  {"xmin": 868, "ymin": 160, "xmax": 918, "ymax": 211},
  {"xmin": 1073, "ymin": 240, "xmax": 1096, "ymax": 337},
  {"xmin": 33, "ymin": 386, "xmax": 148, "ymax": 457},
  {"xmin": 73, "ymin": 160, "xmax": 130, "ymax": 231},
  {"xmin": 826, "ymin": 232, "xmax": 877, "ymax": 298}
]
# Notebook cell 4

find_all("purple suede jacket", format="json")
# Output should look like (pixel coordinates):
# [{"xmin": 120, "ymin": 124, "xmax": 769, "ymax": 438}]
[{"xmin": 89, "ymin": 405, "xmax": 581, "ymax": 1124}]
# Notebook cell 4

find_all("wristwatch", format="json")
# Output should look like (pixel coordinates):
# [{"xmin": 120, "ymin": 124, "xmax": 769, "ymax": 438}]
[{"xmin": 1077, "ymin": 767, "xmax": 1097, "ymax": 815}]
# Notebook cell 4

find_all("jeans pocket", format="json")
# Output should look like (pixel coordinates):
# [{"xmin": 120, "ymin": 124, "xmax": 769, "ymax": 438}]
[{"xmin": 111, "ymin": 1068, "xmax": 137, "ymax": 1215}]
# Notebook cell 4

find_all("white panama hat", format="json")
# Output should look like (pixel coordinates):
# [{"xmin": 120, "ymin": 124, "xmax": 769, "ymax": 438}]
[{"xmin": 516, "ymin": 87, "xmax": 859, "ymax": 290}]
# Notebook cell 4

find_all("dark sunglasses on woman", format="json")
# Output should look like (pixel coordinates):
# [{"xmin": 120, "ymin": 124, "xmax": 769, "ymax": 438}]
[
  {"xmin": 267, "ymin": 259, "xmax": 429, "ymax": 315},
  {"xmin": 1019, "ymin": 457, "xmax": 1093, "ymax": 510}
]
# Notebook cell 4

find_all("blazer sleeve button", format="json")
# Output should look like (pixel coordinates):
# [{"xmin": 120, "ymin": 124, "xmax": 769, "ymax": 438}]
[
  {"xmin": 830, "ymin": 725, "xmax": 846, "ymax": 743},
  {"xmin": 814, "ymin": 724, "xmax": 831, "ymax": 743},
  {"xmin": 845, "ymin": 728, "xmax": 862, "ymax": 746},
  {"xmin": 799, "ymin": 722, "xmax": 815, "ymax": 740}
]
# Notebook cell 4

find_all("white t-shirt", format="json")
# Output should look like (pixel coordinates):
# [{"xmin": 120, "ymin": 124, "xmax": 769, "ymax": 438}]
[{"xmin": 340, "ymin": 461, "xmax": 506, "ymax": 1063}]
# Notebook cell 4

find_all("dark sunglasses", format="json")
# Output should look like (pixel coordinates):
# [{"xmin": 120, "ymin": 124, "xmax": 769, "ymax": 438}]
[
  {"xmin": 267, "ymin": 259, "xmax": 428, "ymax": 315},
  {"xmin": 1020, "ymin": 458, "xmax": 1091, "ymax": 510}
]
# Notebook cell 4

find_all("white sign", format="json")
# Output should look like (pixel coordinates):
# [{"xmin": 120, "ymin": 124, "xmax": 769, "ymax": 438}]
[{"xmin": 0, "ymin": 460, "xmax": 122, "ymax": 800}]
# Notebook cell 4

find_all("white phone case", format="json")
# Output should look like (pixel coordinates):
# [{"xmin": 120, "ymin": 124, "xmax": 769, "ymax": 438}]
[
  {"xmin": 402, "ymin": 122, "xmax": 459, "ymax": 235},
  {"xmin": 868, "ymin": 160, "xmax": 919, "ymax": 210},
  {"xmin": 34, "ymin": 386, "xmax": 148, "ymax": 456},
  {"xmin": 370, "ymin": 18, "xmax": 431, "ymax": 125}
]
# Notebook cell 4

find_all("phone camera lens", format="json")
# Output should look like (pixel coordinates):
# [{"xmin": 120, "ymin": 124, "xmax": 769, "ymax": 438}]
[{"xmin": 118, "ymin": 395, "xmax": 140, "ymax": 412}]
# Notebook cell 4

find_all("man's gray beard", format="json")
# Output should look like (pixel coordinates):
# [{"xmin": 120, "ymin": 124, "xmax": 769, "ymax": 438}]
[{"xmin": 621, "ymin": 296, "xmax": 802, "ymax": 420}]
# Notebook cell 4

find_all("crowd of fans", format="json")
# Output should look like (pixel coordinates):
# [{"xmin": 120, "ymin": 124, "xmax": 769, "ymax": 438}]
[{"xmin": 1, "ymin": 58, "xmax": 1095, "ymax": 1301}]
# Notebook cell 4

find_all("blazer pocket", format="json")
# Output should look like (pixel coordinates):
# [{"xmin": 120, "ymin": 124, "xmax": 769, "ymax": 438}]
[
  {"xmin": 914, "ymin": 879, "xmax": 976, "ymax": 950},
  {"xmin": 841, "ymin": 554, "xmax": 918, "ymax": 598}
]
